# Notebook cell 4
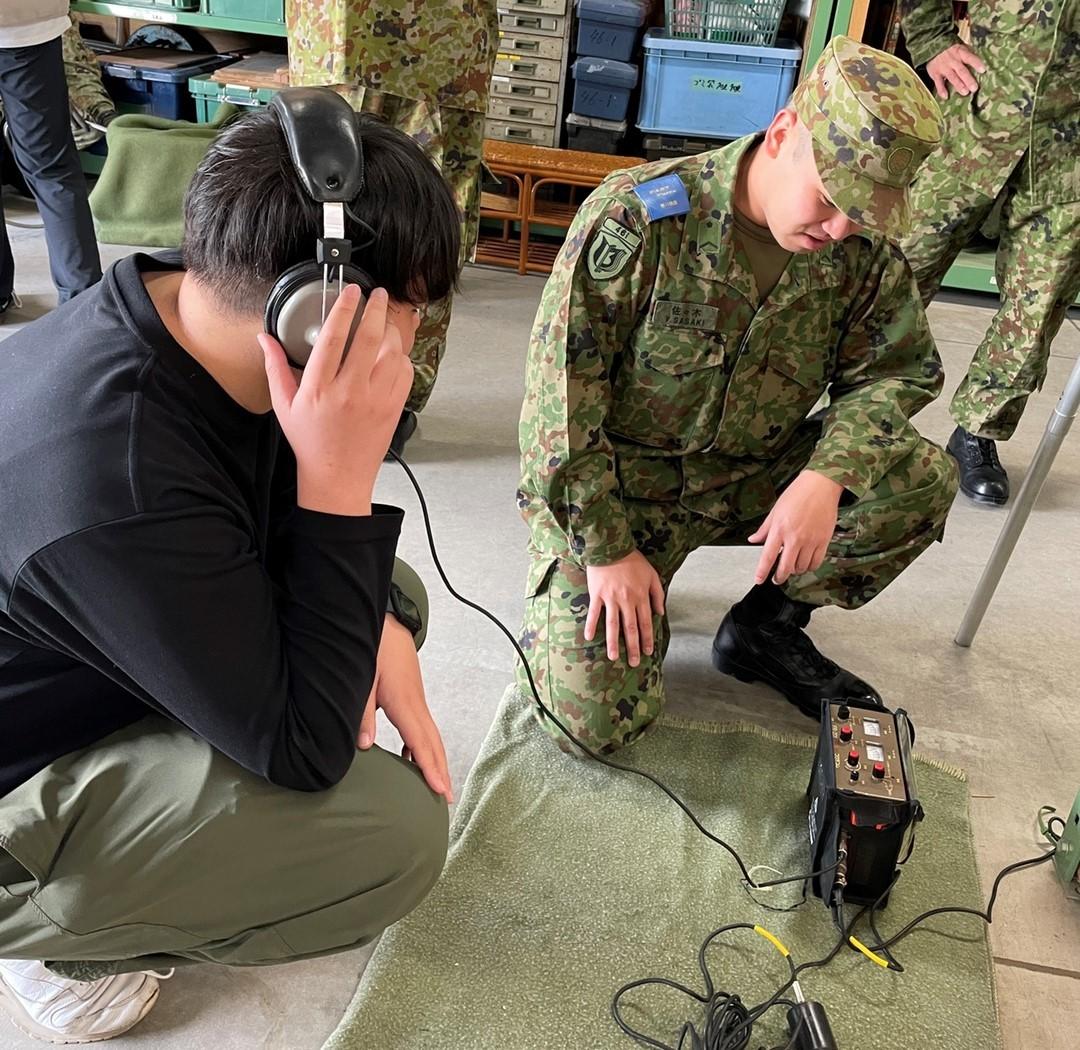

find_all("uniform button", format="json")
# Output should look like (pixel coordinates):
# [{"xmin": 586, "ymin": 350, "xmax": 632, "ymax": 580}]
[
  {"xmin": 838, "ymin": 705, "xmax": 850, "ymax": 720},
  {"xmin": 872, "ymin": 762, "xmax": 886, "ymax": 779},
  {"xmin": 839, "ymin": 725, "xmax": 853, "ymax": 742},
  {"xmin": 849, "ymin": 769, "xmax": 860, "ymax": 782},
  {"xmin": 847, "ymin": 749, "xmax": 860, "ymax": 767}
]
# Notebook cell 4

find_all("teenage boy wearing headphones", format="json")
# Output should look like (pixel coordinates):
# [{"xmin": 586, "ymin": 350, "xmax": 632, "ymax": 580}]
[{"xmin": 0, "ymin": 91, "xmax": 457, "ymax": 1043}]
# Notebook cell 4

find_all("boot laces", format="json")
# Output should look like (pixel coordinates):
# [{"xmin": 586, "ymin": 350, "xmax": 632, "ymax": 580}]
[
  {"xmin": 965, "ymin": 431, "xmax": 1002, "ymax": 470},
  {"xmin": 770, "ymin": 620, "xmax": 840, "ymax": 680}
]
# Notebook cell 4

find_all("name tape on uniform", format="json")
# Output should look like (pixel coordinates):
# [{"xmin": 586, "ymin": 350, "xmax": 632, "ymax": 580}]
[{"xmin": 650, "ymin": 300, "xmax": 721, "ymax": 331}]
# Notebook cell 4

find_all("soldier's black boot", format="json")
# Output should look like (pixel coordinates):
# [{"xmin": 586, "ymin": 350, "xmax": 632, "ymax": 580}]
[
  {"xmin": 946, "ymin": 425, "xmax": 1009, "ymax": 506},
  {"xmin": 711, "ymin": 582, "xmax": 882, "ymax": 719},
  {"xmin": 386, "ymin": 410, "xmax": 417, "ymax": 461}
]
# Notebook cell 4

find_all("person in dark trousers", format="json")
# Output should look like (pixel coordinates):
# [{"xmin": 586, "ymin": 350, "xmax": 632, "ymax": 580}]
[
  {"xmin": 0, "ymin": 3, "xmax": 102, "ymax": 315},
  {"xmin": 0, "ymin": 98, "xmax": 460, "ymax": 1043}
]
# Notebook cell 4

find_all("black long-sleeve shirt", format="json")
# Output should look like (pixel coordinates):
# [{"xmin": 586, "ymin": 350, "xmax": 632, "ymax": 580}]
[{"xmin": 0, "ymin": 253, "xmax": 400, "ymax": 796}]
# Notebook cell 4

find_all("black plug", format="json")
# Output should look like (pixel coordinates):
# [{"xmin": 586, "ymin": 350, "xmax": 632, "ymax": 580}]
[{"xmin": 787, "ymin": 1000, "xmax": 838, "ymax": 1049}]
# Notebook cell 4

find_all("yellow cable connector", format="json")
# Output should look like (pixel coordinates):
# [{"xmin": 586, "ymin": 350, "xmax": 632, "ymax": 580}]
[
  {"xmin": 848, "ymin": 936, "xmax": 890, "ymax": 968},
  {"xmin": 752, "ymin": 926, "xmax": 790, "ymax": 958}
]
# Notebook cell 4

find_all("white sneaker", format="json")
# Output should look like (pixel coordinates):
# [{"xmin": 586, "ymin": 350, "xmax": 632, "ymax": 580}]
[{"xmin": 0, "ymin": 960, "xmax": 168, "ymax": 1044}]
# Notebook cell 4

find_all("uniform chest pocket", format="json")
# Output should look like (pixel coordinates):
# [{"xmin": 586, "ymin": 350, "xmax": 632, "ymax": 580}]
[
  {"xmin": 608, "ymin": 322, "xmax": 729, "ymax": 453},
  {"xmin": 744, "ymin": 344, "xmax": 830, "ymax": 453}
]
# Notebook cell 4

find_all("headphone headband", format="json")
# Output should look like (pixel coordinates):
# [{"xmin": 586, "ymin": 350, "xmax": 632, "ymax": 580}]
[{"xmin": 269, "ymin": 88, "xmax": 365, "ymax": 204}]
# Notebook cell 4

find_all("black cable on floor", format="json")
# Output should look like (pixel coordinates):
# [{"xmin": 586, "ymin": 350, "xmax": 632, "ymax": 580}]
[{"xmin": 387, "ymin": 448, "xmax": 843, "ymax": 894}]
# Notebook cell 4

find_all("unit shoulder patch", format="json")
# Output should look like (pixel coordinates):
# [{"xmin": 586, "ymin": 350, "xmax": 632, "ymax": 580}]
[
  {"xmin": 586, "ymin": 217, "xmax": 642, "ymax": 281},
  {"xmin": 631, "ymin": 173, "xmax": 691, "ymax": 222}
]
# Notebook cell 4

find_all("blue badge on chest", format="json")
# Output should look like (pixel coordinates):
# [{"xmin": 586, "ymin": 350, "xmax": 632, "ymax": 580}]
[{"xmin": 632, "ymin": 174, "xmax": 690, "ymax": 222}]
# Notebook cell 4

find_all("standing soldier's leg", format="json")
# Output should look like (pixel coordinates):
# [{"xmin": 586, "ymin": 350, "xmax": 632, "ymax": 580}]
[
  {"xmin": 401, "ymin": 106, "xmax": 486, "ymax": 415},
  {"xmin": 899, "ymin": 136, "xmax": 1001, "ymax": 307},
  {"xmin": 339, "ymin": 89, "xmax": 482, "ymax": 417},
  {"xmin": 947, "ymin": 188, "xmax": 1080, "ymax": 505},
  {"xmin": 950, "ymin": 191, "xmax": 1080, "ymax": 440},
  {"xmin": 516, "ymin": 504, "xmax": 694, "ymax": 754}
]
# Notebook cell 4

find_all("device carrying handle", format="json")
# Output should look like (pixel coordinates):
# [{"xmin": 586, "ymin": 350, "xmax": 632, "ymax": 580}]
[{"xmin": 269, "ymin": 87, "xmax": 365, "ymax": 204}]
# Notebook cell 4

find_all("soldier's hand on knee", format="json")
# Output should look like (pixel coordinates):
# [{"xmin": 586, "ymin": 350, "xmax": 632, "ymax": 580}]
[
  {"xmin": 925, "ymin": 44, "xmax": 985, "ymax": 100},
  {"xmin": 584, "ymin": 551, "xmax": 665, "ymax": 667},
  {"xmin": 749, "ymin": 471, "xmax": 844, "ymax": 585}
]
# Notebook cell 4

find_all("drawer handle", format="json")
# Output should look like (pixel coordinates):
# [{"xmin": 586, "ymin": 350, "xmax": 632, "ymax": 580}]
[
  {"xmin": 507, "ymin": 127, "xmax": 532, "ymax": 139},
  {"xmin": 516, "ymin": 0, "xmax": 542, "ymax": 5},
  {"xmin": 513, "ymin": 39, "xmax": 540, "ymax": 50},
  {"xmin": 508, "ymin": 106, "xmax": 535, "ymax": 117},
  {"xmin": 510, "ymin": 84, "xmax": 538, "ymax": 96},
  {"xmin": 514, "ymin": 16, "xmax": 543, "ymax": 28},
  {"xmin": 511, "ymin": 61, "xmax": 538, "ymax": 73}
]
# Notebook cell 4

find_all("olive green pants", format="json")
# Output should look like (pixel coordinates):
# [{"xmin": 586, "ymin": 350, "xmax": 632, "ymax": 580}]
[{"xmin": 0, "ymin": 716, "xmax": 448, "ymax": 981}]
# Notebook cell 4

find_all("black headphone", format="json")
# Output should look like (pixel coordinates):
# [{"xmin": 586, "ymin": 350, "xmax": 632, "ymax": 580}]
[{"xmin": 264, "ymin": 88, "xmax": 374, "ymax": 368}]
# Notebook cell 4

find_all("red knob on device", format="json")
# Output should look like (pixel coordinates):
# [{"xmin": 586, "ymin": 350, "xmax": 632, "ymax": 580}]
[
  {"xmin": 847, "ymin": 749, "xmax": 860, "ymax": 767},
  {"xmin": 839, "ymin": 725, "xmax": 853, "ymax": 742}
]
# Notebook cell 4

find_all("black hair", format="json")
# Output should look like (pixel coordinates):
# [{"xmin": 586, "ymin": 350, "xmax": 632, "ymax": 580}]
[{"xmin": 181, "ymin": 107, "xmax": 461, "ymax": 316}]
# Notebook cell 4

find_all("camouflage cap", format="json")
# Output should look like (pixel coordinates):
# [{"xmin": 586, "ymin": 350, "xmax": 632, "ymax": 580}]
[{"xmin": 790, "ymin": 35, "xmax": 943, "ymax": 241}]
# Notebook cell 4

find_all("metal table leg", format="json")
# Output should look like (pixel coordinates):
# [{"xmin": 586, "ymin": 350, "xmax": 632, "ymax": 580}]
[{"xmin": 955, "ymin": 354, "xmax": 1080, "ymax": 647}]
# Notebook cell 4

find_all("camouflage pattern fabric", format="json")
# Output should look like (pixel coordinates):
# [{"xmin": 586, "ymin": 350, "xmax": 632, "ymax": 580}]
[
  {"xmin": 791, "ymin": 36, "xmax": 943, "ymax": 242},
  {"xmin": 903, "ymin": 141, "xmax": 1080, "ymax": 438},
  {"xmin": 900, "ymin": 0, "xmax": 1080, "ymax": 208},
  {"xmin": 898, "ymin": 0, "xmax": 1080, "ymax": 439},
  {"xmin": 516, "ymin": 93, "xmax": 956, "ymax": 750},
  {"xmin": 336, "ymin": 86, "xmax": 486, "ymax": 413},
  {"xmin": 290, "ymin": 0, "xmax": 497, "ymax": 411},
  {"xmin": 517, "ymin": 427, "xmax": 956, "ymax": 752},
  {"xmin": 64, "ymin": 22, "xmax": 114, "ymax": 150},
  {"xmin": 288, "ymin": 0, "xmax": 499, "ymax": 113}
]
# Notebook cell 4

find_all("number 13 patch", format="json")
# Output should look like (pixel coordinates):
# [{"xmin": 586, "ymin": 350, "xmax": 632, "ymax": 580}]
[{"xmin": 586, "ymin": 218, "xmax": 642, "ymax": 281}]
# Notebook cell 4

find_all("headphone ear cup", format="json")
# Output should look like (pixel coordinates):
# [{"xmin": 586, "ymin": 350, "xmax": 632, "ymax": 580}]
[{"xmin": 264, "ymin": 262, "xmax": 375, "ymax": 368}]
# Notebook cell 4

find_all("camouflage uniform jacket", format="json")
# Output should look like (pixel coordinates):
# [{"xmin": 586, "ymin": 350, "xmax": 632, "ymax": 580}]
[
  {"xmin": 518, "ymin": 138, "xmax": 945, "ymax": 567},
  {"xmin": 288, "ymin": 0, "xmax": 499, "ymax": 112},
  {"xmin": 902, "ymin": 0, "xmax": 1080, "ymax": 205}
]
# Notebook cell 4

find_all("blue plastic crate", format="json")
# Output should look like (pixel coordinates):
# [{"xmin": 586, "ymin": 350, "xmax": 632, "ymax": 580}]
[
  {"xmin": 101, "ymin": 51, "xmax": 237, "ymax": 122},
  {"xmin": 575, "ymin": 0, "xmax": 649, "ymax": 61},
  {"xmin": 571, "ymin": 57, "xmax": 638, "ymax": 121},
  {"xmin": 637, "ymin": 30, "xmax": 800, "ymax": 139}
]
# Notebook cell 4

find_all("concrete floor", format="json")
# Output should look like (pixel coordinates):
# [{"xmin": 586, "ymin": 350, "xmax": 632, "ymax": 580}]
[{"xmin": 2, "ymin": 191, "xmax": 1079, "ymax": 1048}]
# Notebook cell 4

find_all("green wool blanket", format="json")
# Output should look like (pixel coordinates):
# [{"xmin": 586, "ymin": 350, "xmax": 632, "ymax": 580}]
[{"xmin": 325, "ymin": 687, "xmax": 999, "ymax": 1050}]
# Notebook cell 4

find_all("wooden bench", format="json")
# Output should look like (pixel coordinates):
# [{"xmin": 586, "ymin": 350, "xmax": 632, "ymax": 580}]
[{"xmin": 476, "ymin": 140, "xmax": 644, "ymax": 276}]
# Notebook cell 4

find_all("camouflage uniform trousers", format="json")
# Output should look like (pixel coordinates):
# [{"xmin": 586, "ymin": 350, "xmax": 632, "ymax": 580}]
[
  {"xmin": 339, "ymin": 86, "xmax": 485, "ymax": 413},
  {"xmin": 901, "ymin": 151, "xmax": 1080, "ymax": 442},
  {"xmin": 516, "ymin": 428, "xmax": 957, "ymax": 754}
]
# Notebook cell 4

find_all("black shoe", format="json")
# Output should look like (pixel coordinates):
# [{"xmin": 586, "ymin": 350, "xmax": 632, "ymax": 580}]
[
  {"xmin": 711, "ymin": 608, "xmax": 882, "ymax": 719},
  {"xmin": 946, "ymin": 425, "xmax": 1009, "ymax": 506},
  {"xmin": 386, "ymin": 410, "xmax": 417, "ymax": 461},
  {"xmin": 0, "ymin": 292, "xmax": 21, "ymax": 319}
]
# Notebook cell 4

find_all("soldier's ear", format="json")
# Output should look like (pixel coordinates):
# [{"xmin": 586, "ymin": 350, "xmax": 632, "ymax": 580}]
[{"xmin": 762, "ymin": 107, "xmax": 799, "ymax": 160}]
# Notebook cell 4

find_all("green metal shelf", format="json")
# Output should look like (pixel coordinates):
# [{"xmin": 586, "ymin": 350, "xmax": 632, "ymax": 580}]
[
  {"xmin": 70, "ymin": 1, "xmax": 287, "ymax": 37},
  {"xmin": 942, "ymin": 250, "xmax": 998, "ymax": 296}
]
